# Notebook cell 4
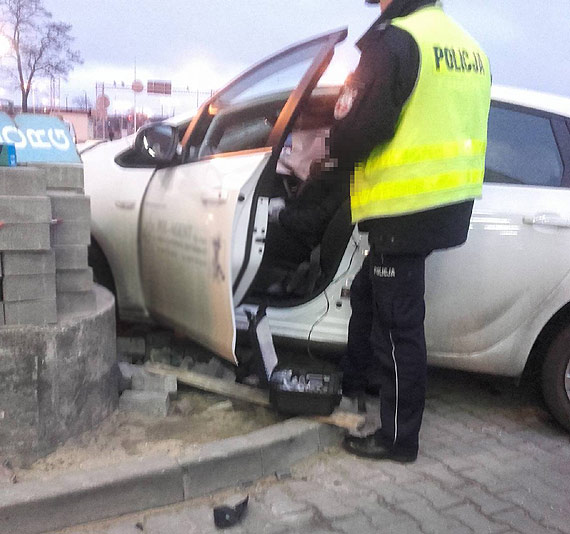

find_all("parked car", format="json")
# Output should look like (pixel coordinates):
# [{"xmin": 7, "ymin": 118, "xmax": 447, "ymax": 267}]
[{"xmin": 81, "ymin": 29, "xmax": 570, "ymax": 431}]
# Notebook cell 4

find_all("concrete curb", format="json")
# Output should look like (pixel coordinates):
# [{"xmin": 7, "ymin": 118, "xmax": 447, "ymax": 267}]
[{"xmin": 0, "ymin": 418, "xmax": 344, "ymax": 534}]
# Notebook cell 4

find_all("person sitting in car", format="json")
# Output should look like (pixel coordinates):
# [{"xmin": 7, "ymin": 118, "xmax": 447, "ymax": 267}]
[{"xmin": 264, "ymin": 107, "xmax": 349, "ymax": 267}]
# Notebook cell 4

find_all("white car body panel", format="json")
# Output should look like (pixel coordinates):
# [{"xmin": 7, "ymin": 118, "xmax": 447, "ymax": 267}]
[{"xmin": 82, "ymin": 136, "xmax": 152, "ymax": 319}]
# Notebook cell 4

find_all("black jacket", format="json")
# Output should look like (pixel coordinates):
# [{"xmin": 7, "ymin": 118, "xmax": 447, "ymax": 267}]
[{"xmin": 328, "ymin": 0, "xmax": 475, "ymax": 255}]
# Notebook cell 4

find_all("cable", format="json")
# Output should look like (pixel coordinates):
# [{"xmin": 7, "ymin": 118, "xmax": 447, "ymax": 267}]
[{"xmin": 306, "ymin": 236, "xmax": 361, "ymax": 358}]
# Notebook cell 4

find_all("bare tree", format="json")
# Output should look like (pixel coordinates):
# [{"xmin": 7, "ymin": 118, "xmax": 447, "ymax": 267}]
[
  {"xmin": 0, "ymin": 0, "xmax": 82, "ymax": 112},
  {"xmin": 72, "ymin": 93, "xmax": 91, "ymax": 111}
]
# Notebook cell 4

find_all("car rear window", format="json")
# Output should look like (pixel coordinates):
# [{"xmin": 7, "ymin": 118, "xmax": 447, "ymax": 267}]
[{"xmin": 485, "ymin": 106, "xmax": 564, "ymax": 187}]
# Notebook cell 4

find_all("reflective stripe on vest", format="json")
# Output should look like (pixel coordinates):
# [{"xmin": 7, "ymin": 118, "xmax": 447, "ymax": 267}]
[{"xmin": 351, "ymin": 6, "xmax": 491, "ymax": 222}]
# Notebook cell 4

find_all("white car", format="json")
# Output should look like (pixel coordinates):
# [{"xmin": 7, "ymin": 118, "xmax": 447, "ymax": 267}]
[{"xmin": 81, "ymin": 29, "xmax": 570, "ymax": 431}]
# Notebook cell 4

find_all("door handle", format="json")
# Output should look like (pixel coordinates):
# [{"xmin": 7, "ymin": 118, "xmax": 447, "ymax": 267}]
[
  {"xmin": 115, "ymin": 200, "xmax": 136, "ymax": 210},
  {"xmin": 523, "ymin": 214, "xmax": 570, "ymax": 228},
  {"xmin": 201, "ymin": 188, "xmax": 228, "ymax": 204}
]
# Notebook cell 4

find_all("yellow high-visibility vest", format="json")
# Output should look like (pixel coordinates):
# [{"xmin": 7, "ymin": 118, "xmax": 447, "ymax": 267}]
[{"xmin": 350, "ymin": 5, "xmax": 491, "ymax": 222}]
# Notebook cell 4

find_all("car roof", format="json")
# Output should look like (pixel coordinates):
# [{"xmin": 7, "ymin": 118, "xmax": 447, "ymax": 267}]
[
  {"xmin": 492, "ymin": 85, "xmax": 570, "ymax": 118},
  {"xmin": 162, "ymin": 86, "xmax": 570, "ymax": 126}
]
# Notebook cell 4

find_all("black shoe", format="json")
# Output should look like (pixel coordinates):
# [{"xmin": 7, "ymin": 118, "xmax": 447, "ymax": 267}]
[{"xmin": 342, "ymin": 434, "xmax": 417, "ymax": 463}]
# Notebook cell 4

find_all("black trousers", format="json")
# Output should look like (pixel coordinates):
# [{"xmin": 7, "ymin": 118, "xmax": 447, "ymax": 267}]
[{"xmin": 347, "ymin": 249, "xmax": 428, "ymax": 454}]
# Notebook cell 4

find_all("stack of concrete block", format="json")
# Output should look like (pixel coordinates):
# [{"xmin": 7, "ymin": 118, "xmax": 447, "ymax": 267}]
[
  {"xmin": 0, "ymin": 167, "xmax": 57, "ymax": 325},
  {"xmin": 38, "ymin": 163, "xmax": 95, "ymax": 318},
  {"xmin": 118, "ymin": 362, "xmax": 177, "ymax": 417}
]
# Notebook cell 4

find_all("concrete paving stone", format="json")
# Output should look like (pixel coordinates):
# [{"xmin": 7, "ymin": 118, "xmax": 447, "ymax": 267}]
[
  {"xmin": 179, "ymin": 436, "xmax": 264, "ymax": 499},
  {"xmin": 532, "ymin": 463, "xmax": 570, "ymax": 492},
  {"xmin": 49, "ymin": 194, "xmax": 91, "ymax": 221},
  {"xmin": 148, "ymin": 345, "xmax": 172, "ymax": 364},
  {"xmin": 368, "ymin": 461, "xmax": 425, "ymax": 485},
  {"xmin": 331, "ymin": 514, "xmax": 378, "ymax": 534},
  {"xmin": 3, "ymin": 298, "xmax": 57, "ymax": 325},
  {"xmin": 395, "ymin": 497, "xmax": 473, "ymax": 534},
  {"xmin": 493, "ymin": 509, "xmax": 560, "ymax": 534},
  {"xmin": 474, "ymin": 436, "xmax": 530, "ymax": 461},
  {"xmin": 133, "ymin": 366, "xmax": 177, "ymax": 397},
  {"xmin": 425, "ymin": 413, "xmax": 480, "ymax": 442},
  {"xmin": 143, "ymin": 504, "xmax": 221, "ymax": 534},
  {"xmin": 2, "ymin": 273, "xmax": 56, "ymax": 301},
  {"xmin": 445, "ymin": 503, "xmax": 511, "ymax": 533},
  {"xmin": 117, "ymin": 336, "xmax": 146, "ymax": 361},
  {"xmin": 0, "ymin": 222, "xmax": 50, "ymax": 250},
  {"xmin": 481, "ymin": 412, "xmax": 531, "ymax": 433},
  {"xmin": 369, "ymin": 519, "xmax": 426, "ymax": 534},
  {"xmin": 498, "ymin": 474, "xmax": 570, "ymax": 510},
  {"xmin": 0, "ymin": 167, "xmax": 46, "ymax": 196},
  {"xmin": 0, "ymin": 196, "xmax": 51, "ymax": 223},
  {"xmin": 53, "ymin": 244, "xmax": 88, "ymax": 269},
  {"xmin": 446, "ymin": 437, "xmax": 497, "ymax": 460},
  {"xmin": 56, "ymin": 289, "xmax": 96, "ymax": 316},
  {"xmin": 0, "ymin": 301, "xmax": 4, "ymax": 325},
  {"xmin": 357, "ymin": 477, "xmax": 420, "ymax": 506},
  {"xmin": 118, "ymin": 361, "xmax": 136, "ymax": 391},
  {"xmin": 411, "ymin": 460, "xmax": 467, "ymax": 488},
  {"xmin": 119, "ymin": 390, "xmax": 170, "ymax": 417},
  {"xmin": 31, "ymin": 162, "xmax": 84, "ymax": 191},
  {"xmin": 272, "ymin": 508, "xmax": 316, "ymax": 529},
  {"xmin": 2, "ymin": 250, "xmax": 55, "ymax": 275},
  {"xmin": 460, "ymin": 467, "xmax": 519, "ymax": 493},
  {"xmin": 422, "ymin": 446, "xmax": 478, "ymax": 472},
  {"xmin": 50, "ymin": 219, "xmax": 91, "ymax": 245},
  {"xmin": 499, "ymin": 489, "xmax": 570, "ymax": 534},
  {"xmin": 452, "ymin": 484, "xmax": 514, "ymax": 516},
  {"xmin": 407, "ymin": 480, "xmax": 464, "ymax": 509},
  {"xmin": 282, "ymin": 480, "xmax": 354, "ymax": 519},
  {"xmin": 55, "ymin": 267, "xmax": 93, "ymax": 292},
  {"xmin": 514, "ymin": 440, "xmax": 562, "ymax": 461},
  {"xmin": 468, "ymin": 452, "xmax": 524, "ymax": 474},
  {"xmin": 361, "ymin": 502, "xmax": 412, "ymax": 530},
  {"xmin": 263, "ymin": 486, "xmax": 311, "ymax": 516}
]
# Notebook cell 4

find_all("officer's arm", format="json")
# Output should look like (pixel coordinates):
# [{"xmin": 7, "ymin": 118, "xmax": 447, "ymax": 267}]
[{"xmin": 327, "ymin": 27, "xmax": 419, "ymax": 172}]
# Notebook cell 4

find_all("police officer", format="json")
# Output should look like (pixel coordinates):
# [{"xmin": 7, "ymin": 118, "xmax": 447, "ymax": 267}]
[{"xmin": 316, "ymin": 0, "xmax": 491, "ymax": 462}]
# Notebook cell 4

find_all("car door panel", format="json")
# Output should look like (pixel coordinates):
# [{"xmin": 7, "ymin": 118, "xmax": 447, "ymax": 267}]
[
  {"xmin": 425, "ymin": 183, "xmax": 570, "ymax": 371},
  {"xmin": 140, "ymin": 150, "xmax": 271, "ymax": 363}
]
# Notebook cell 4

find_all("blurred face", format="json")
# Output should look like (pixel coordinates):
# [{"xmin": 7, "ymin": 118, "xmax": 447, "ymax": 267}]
[{"xmin": 379, "ymin": 0, "xmax": 393, "ymax": 11}]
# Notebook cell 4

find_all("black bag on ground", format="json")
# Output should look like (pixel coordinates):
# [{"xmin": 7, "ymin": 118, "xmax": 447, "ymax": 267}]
[{"xmin": 269, "ymin": 360, "xmax": 342, "ymax": 416}]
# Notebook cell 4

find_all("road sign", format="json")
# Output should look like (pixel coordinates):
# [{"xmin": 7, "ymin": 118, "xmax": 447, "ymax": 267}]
[{"xmin": 147, "ymin": 80, "xmax": 172, "ymax": 95}]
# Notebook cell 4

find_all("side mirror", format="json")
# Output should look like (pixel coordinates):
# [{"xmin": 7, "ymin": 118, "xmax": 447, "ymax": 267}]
[{"xmin": 135, "ymin": 123, "xmax": 179, "ymax": 165}]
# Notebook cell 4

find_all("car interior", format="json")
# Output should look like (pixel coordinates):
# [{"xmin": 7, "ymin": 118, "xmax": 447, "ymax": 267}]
[
  {"xmin": 199, "ymin": 88, "xmax": 355, "ymax": 307},
  {"xmin": 180, "ymin": 87, "xmax": 356, "ymax": 306}
]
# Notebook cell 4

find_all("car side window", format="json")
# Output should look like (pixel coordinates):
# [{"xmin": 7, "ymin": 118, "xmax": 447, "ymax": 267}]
[{"xmin": 484, "ymin": 106, "xmax": 563, "ymax": 187}]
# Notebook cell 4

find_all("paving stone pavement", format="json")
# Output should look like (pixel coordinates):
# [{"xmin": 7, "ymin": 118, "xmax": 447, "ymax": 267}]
[{"xmin": 48, "ymin": 368, "xmax": 570, "ymax": 534}]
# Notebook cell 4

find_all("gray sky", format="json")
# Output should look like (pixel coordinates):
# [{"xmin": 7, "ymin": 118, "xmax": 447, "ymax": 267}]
[{"xmin": 2, "ymin": 0, "xmax": 570, "ymax": 114}]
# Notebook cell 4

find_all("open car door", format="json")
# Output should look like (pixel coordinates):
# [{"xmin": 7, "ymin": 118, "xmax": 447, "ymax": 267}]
[{"xmin": 139, "ymin": 29, "xmax": 347, "ymax": 363}]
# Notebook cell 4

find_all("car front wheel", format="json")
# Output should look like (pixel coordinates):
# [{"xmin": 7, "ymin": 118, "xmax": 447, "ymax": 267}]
[{"xmin": 541, "ymin": 324, "xmax": 570, "ymax": 432}]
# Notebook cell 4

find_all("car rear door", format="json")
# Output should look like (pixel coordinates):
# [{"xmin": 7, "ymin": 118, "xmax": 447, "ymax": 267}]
[
  {"xmin": 425, "ymin": 98, "xmax": 570, "ymax": 375},
  {"xmin": 139, "ymin": 29, "xmax": 347, "ymax": 363}
]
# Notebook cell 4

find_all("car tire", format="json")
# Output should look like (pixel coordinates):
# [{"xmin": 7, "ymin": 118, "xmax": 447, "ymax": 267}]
[
  {"xmin": 541, "ymin": 324, "xmax": 570, "ymax": 432},
  {"xmin": 88, "ymin": 242, "xmax": 116, "ymax": 295}
]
